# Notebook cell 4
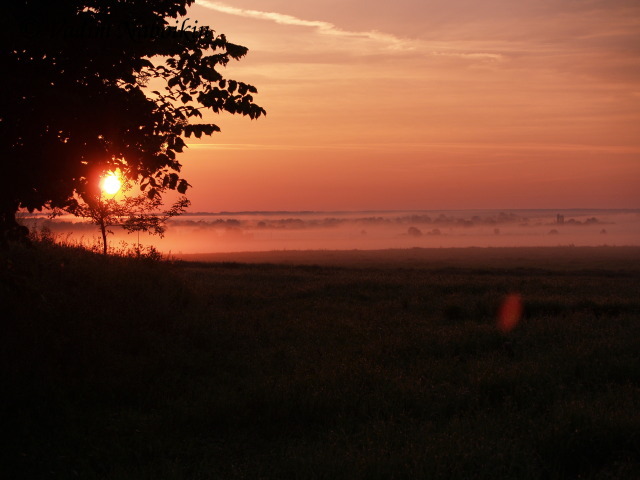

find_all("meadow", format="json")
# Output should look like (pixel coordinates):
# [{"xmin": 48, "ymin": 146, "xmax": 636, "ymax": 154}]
[{"xmin": 2, "ymin": 242, "xmax": 639, "ymax": 479}]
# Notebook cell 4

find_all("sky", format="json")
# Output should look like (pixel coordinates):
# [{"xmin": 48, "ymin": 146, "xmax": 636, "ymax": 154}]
[{"xmin": 174, "ymin": 0, "xmax": 640, "ymax": 211}]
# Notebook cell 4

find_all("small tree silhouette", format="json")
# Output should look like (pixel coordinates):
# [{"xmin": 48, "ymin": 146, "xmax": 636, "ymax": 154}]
[{"xmin": 62, "ymin": 180, "xmax": 189, "ymax": 256}]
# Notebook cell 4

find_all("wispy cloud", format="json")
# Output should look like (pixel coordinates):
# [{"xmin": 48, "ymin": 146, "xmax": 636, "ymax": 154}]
[
  {"xmin": 198, "ymin": 0, "xmax": 412, "ymax": 49},
  {"xmin": 430, "ymin": 51, "xmax": 504, "ymax": 61},
  {"xmin": 196, "ymin": 0, "xmax": 504, "ymax": 60}
]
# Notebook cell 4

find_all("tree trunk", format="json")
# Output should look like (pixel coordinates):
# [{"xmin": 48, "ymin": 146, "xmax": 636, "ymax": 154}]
[{"xmin": 99, "ymin": 221, "xmax": 108, "ymax": 256}]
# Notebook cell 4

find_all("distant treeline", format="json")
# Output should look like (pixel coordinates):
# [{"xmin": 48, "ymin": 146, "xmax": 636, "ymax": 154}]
[
  {"xmin": 169, "ymin": 213, "xmax": 603, "ymax": 230},
  {"xmin": 22, "ymin": 212, "xmax": 604, "ymax": 232}
]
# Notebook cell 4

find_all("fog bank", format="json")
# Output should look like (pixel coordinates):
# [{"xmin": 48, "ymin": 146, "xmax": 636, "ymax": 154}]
[{"xmin": 21, "ymin": 209, "xmax": 640, "ymax": 255}]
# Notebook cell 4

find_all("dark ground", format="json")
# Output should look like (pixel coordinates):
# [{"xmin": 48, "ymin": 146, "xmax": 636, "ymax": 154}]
[{"xmin": 2, "ymin": 244, "xmax": 639, "ymax": 479}]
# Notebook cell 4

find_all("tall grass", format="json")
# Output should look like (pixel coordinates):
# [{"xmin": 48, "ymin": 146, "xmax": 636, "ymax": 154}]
[{"xmin": 1, "ymin": 242, "xmax": 639, "ymax": 479}]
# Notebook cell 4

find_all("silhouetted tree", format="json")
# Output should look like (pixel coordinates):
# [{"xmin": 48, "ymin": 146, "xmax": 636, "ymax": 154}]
[
  {"xmin": 407, "ymin": 226, "xmax": 422, "ymax": 237},
  {"xmin": 0, "ymin": 0, "xmax": 265, "ymax": 242},
  {"xmin": 63, "ymin": 181, "xmax": 190, "ymax": 256}
]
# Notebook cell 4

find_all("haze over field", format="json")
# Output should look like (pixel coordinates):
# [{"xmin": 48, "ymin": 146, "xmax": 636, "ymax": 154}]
[{"xmin": 24, "ymin": 209, "xmax": 640, "ymax": 254}]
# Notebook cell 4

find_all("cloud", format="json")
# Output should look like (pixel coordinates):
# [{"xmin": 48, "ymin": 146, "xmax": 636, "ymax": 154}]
[
  {"xmin": 198, "ymin": 0, "xmax": 412, "ymax": 49},
  {"xmin": 196, "ymin": 0, "xmax": 504, "ymax": 60},
  {"xmin": 430, "ymin": 51, "xmax": 504, "ymax": 61}
]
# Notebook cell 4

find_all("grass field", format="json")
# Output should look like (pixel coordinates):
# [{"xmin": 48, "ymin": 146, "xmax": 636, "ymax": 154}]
[{"xmin": 2, "ymin": 243, "xmax": 639, "ymax": 479}]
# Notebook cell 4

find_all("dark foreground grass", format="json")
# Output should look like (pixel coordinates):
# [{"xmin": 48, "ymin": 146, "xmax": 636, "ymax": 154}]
[{"xmin": 2, "ymin": 244, "xmax": 639, "ymax": 479}]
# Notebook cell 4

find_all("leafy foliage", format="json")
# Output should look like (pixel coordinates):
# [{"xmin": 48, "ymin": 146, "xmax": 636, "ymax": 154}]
[{"xmin": 0, "ymin": 0, "xmax": 265, "ymax": 236}]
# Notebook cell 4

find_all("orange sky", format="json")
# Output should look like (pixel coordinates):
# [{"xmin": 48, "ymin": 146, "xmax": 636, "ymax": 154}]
[{"xmin": 173, "ymin": 0, "xmax": 639, "ymax": 211}]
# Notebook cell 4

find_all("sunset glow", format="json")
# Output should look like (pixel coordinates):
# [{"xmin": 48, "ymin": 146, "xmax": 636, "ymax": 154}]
[
  {"xmin": 100, "ymin": 172, "xmax": 122, "ymax": 196},
  {"xmin": 173, "ymin": 0, "xmax": 640, "ymax": 212}
]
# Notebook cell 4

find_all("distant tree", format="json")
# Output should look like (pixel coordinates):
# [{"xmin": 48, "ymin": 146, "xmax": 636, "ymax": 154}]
[
  {"xmin": 0, "ymin": 0, "xmax": 265, "ymax": 243},
  {"xmin": 407, "ymin": 226, "xmax": 422, "ymax": 237}
]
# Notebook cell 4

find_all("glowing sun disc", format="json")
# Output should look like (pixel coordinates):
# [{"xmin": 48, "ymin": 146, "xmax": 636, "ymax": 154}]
[{"xmin": 101, "ymin": 172, "xmax": 121, "ymax": 195}]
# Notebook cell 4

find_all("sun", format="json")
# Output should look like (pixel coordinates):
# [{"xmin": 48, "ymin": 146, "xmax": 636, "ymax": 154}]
[{"xmin": 100, "ymin": 171, "xmax": 122, "ymax": 195}]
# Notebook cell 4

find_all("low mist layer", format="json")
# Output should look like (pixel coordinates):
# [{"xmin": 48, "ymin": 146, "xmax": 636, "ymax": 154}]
[{"xmin": 21, "ymin": 209, "xmax": 640, "ymax": 255}]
